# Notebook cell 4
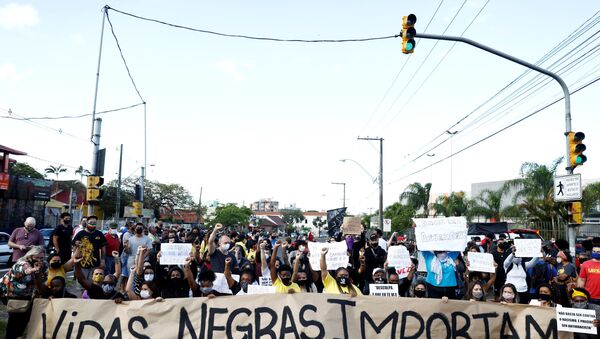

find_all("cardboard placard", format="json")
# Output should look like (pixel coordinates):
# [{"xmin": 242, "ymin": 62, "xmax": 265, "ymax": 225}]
[
  {"xmin": 369, "ymin": 284, "xmax": 399, "ymax": 297},
  {"xmin": 307, "ymin": 241, "xmax": 348, "ymax": 271},
  {"xmin": 413, "ymin": 217, "xmax": 467, "ymax": 251},
  {"xmin": 514, "ymin": 238, "xmax": 542, "ymax": 258},
  {"xmin": 387, "ymin": 245, "xmax": 412, "ymax": 279},
  {"xmin": 467, "ymin": 252, "xmax": 496, "ymax": 273},
  {"xmin": 341, "ymin": 217, "xmax": 363, "ymax": 235},
  {"xmin": 159, "ymin": 243, "xmax": 192, "ymax": 265},
  {"xmin": 259, "ymin": 276, "xmax": 272, "ymax": 286},
  {"xmin": 556, "ymin": 307, "xmax": 597, "ymax": 334}
]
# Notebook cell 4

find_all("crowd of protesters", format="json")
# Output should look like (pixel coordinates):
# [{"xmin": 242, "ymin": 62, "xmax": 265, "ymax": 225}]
[{"xmin": 1, "ymin": 213, "xmax": 600, "ymax": 338}]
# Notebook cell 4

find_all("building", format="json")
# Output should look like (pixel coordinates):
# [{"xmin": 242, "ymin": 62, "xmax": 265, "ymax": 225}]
[
  {"xmin": 252, "ymin": 210, "xmax": 327, "ymax": 234},
  {"xmin": 251, "ymin": 199, "xmax": 279, "ymax": 212}
]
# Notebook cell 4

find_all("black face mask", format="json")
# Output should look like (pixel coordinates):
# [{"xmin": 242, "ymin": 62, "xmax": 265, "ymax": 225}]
[
  {"xmin": 63, "ymin": 220, "xmax": 71, "ymax": 225},
  {"xmin": 297, "ymin": 279, "xmax": 308, "ymax": 286},
  {"xmin": 136, "ymin": 228, "xmax": 144, "ymax": 234},
  {"xmin": 50, "ymin": 262, "xmax": 62, "ymax": 269},
  {"xmin": 336, "ymin": 277, "xmax": 348, "ymax": 286},
  {"xmin": 280, "ymin": 277, "xmax": 291, "ymax": 285},
  {"xmin": 171, "ymin": 277, "xmax": 183, "ymax": 285},
  {"xmin": 539, "ymin": 294, "xmax": 552, "ymax": 301},
  {"xmin": 414, "ymin": 290, "xmax": 426, "ymax": 298}
]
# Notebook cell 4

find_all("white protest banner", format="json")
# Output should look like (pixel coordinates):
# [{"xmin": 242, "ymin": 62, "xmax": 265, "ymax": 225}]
[
  {"xmin": 556, "ymin": 307, "xmax": 597, "ymax": 334},
  {"xmin": 307, "ymin": 241, "xmax": 348, "ymax": 271},
  {"xmin": 413, "ymin": 217, "xmax": 467, "ymax": 251},
  {"xmin": 467, "ymin": 252, "xmax": 496, "ymax": 273},
  {"xmin": 247, "ymin": 284, "xmax": 276, "ymax": 295},
  {"xmin": 213, "ymin": 273, "xmax": 235, "ymax": 294},
  {"xmin": 342, "ymin": 217, "xmax": 363, "ymax": 235},
  {"xmin": 387, "ymin": 246, "xmax": 412, "ymax": 279},
  {"xmin": 369, "ymin": 284, "xmax": 399, "ymax": 297},
  {"xmin": 259, "ymin": 276, "xmax": 272, "ymax": 286},
  {"xmin": 417, "ymin": 251, "xmax": 427, "ymax": 272},
  {"xmin": 159, "ymin": 243, "xmax": 192, "ymax": 265},
  {"xmin": 514, "ymin": 238, "xmax": 542, "ymax": 258}
]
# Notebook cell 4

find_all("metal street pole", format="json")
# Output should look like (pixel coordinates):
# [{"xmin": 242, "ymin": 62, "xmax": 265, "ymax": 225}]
[
  {"xmin": 358, "ymin": 137, "xmax": 384, "ymax": 230},
  {"xmin": 331, "ymin": 182, "xmax": 346, "ymax": 208},
  {"xmin": 140, "ymin": 166, "xmax": 145, "ymax": 211},
  {"xmin": 415, "ymin": 32, "xmax": 574, "ymax": 254},
  {"xmin": 115, "ymin": 144, "xmax": 123, "ymax": 219}
]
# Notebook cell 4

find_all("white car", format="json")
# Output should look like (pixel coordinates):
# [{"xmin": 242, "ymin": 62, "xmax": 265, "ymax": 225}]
[{"xmin": 0, "ymin": 232, "xmax": 13, "ymax": 267}]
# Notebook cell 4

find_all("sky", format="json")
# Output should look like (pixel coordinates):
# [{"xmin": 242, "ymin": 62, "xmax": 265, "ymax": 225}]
[{"xmin": 1, "ymin": 0, "xmax": 599, "ymax": 215}]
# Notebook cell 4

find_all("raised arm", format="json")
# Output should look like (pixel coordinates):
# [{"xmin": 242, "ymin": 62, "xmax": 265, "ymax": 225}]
[
  {"xmin": 34, "ymin": 271, "xmax": 50, "ymax": 296},
  {"xmin": 184, "ymin": 256, "xmax": 197, "ymax": 291},
  {"xmin": 126, "ymin": 268, "xmax": 140, "ymax": 300},
  {"xmin": 270, "ymin": 243, "xmax": 281, "ymax": 282},
  {"xmin": 525, "ymin": 256, "xmax": 539, "ymax": 270},
  {"xmin": 292, "ymin": 252, "xmax": 301, "ymax": 282},
  {"xmin": 320, "ymin": 247, "xmax": 329, "ymax": 281},
  {"xmin": 259, "ymin": 241, "xmax": 268, "ymax": 272},
  {"xmin": 113, "ymin": 251, "xmax": 122, "ymax": 280},
  {"xmin": 74, "ymin": 259, "xmax": 92, "ymax": 291},
  {"xmin": 207, "ymin": 224, "xmax": 223, "ymax": 256},
  {"xmin": 224, "ymin": 257, "xmax": 236, "ymax": 288},
  {"xmin": 281, "ymin": 241, "xmax": 291, "ymax": 266},
  {"xmin": 504, "ymin": 251, "xmax": 514, "ymax": 271},
  {"xmin": 387, "ymin": 232, "xmax": 397, "ymax": 249}
]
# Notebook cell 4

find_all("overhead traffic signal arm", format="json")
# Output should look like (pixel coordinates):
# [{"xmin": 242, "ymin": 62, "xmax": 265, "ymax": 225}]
[{"xmin": 567, "ymin": 132, "xmax": 586, "ymax": 170}]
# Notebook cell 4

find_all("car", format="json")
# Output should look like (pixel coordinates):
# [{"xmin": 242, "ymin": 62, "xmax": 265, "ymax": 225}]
[
  {"xmin": 39, "ymin": 228, "xmax": 55, "ymax": 249},
  {"xmin": 0, "ymin": 231, "xmax": 13, "ymax": 267}
]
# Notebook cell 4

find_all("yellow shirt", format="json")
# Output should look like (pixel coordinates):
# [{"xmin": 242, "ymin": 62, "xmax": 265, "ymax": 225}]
[
  {"xmin": 272, "ymin": 277, "xmax": 301, "ymax": 294},
  {"xmin": 322, "ymin": 274, "xmax": 362, "ymax": 295},
  {"xmin": 47, "ymin": 266, "xmax": 66, "ymax": 287}
]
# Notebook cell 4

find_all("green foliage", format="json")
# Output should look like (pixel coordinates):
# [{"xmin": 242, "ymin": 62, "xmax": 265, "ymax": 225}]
[
  {"xmin": 400, "ymin": 182, "xmax": 432, "ymax": 217},
  {"xmin": 8, "ymin": 162, "xmax": 44, "ymax": 179},
  {"xmin": 281, "ymin": 209, "xmax": 305, "ymax": 225},
  {"xmin": 469, "ymin": 188, "xmax": 506, "ymax": 221},
  {"xmin": 384, "ymin": 203, "xmax": 415, "ymax": 232},
  {"xmin": 583, "ymin": 182, "xmax": 600, "ymax": 215},
  {"xmin": 44, "ymin": 165, "xmax": 67, "ymax": 180},
  {"xmin": 75, "ymin": 166, "xmax": 91, "ymax": 182},
  {"xmin": 209, "ymin": 203, "xmax": 253, "ymax": 228},
  {"xmin": 433, "ymin": 191, "xmax": 470, "ymax": 218}
]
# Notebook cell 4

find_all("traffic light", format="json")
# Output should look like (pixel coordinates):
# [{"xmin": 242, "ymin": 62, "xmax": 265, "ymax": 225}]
[
  {"xmin": 402, "ymin": 14, "xmax": 417, "ymax": 54},
  {"xmin": 568, "ymin": 201, "xmax": 582, "ymax": 224},
  {"xmin": 86, "ymin": 175, "xmax": 104, "ymax": 203},
  {"xmin": 568, "ymin": 132, "xmax": 587, "ymax": 169},
  {"xmin": 132, "ymin": 201, "xmax": 142, "ymax": 217}
]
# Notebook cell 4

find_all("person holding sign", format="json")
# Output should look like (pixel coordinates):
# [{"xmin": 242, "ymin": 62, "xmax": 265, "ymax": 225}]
[
  {"xmin": 269, "ymin": 242, "xmax": 301, "ymax": 294},
  {"xmin": 320, "ymin": 247, "xmax": 361, "ymax": 296},
  {"xmin": 503, "ymin": 245, "xmax": 538, "ymax": 304},
  {"xmin": 422, "ymin": 251, "xmax": 460, "ymax": 299},
  {"xmin": 570, "ymin": 287, "xmax": 600, "ymax": 339}
]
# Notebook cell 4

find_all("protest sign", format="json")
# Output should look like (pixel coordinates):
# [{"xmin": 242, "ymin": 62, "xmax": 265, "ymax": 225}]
[
  {"xmin": 467, "ymin": 252, "xmax": 496, "ymax": 273},
  {"xmin": 212, "ymin": 273, "xmax": 239, "ymax": 295},
  {"xmin": 556, "ymin": 307, "xmax": 597, "ymax": 334},
  {"xmin": 159, "ymin": 243, "xmax": 192, "ymax": 265},
  {"xmin": 417, "ymin": 251, "xmax": 426, "ymax": 272},
  {"xmin": 307, "ymin": 241, "xmax": 348, "ymax": 271},
  {"xmin": 29, "ymin": 294, "xmax": 569, "ymax": 339},
  {"xmin": 247, "ymin": 284, "xmax": 276, "ymax": 295},
  {"xmin": 369, "ymin": 284, "xmax": 399, "ymax": 297},
  {"xmin": 413, "ymin": 217, "xmax": 467, "ymax": 251},
  {"xmin": 341, "ymin": 217, "xmax": 363, "ymax": 235},
  {"xmin": 259, "ymin": 276, "xmax": 272, "ymax": 286},
  {"xmin": 387, "ymin": 245, "xmax": 412, "ymax": 279},
  {"xmin": 514, "ymin": 238, "xmax": 542, "ymax": 258}
]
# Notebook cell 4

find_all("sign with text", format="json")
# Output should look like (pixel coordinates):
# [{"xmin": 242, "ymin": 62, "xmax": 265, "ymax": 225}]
[
  {"xmin": 467, "ymin": 252, "xmax": 496, "ymax": 273},
  {"xmin": 413, "ymin": 217, "xmax": 468, "ymax": 251},
  {"xmin": 369, "ymin": 284, "xmax": 399, "ymax": 297},
  {"xmin": 307, "ymin": 241, "xmax": 348, "ymax": 271},
  {"xmin": 29, "ymin": 295, "xmax": 569, "ymax": 339},
  {"xmin": 387, "ymin": 245, "xmax": 412, "ymax": 279},
  {"xmin": 383, "ymin": 219, "xmax": 392, "ymax": 232},
  {"xmin": 556, "ymin": 307, "xmax": 597, "ymax": 334},
  {"xmin": 0, "ymin": 172, "xmax": 9, "ymax": 190},
  {"xmin": 554, "ymin": 173, "xmax": 582, "ymax": 202},
  {"xmin": 159, "ymin": 243, "xmax": 192, "ymax": 265},
  {"xmin": 341, "ymin": 217, "xmax": 363, "ymax": 235},
  {"xmin": 259, "ymin": 276, "xmax": 272, "ymax": 286},
  {"xmin": 514, "ymin": 238, "xmax": 542, "ymax": 258},
  {"xmin": 247, "ymin": 284, "xmax": 276, "ymax": 295}
]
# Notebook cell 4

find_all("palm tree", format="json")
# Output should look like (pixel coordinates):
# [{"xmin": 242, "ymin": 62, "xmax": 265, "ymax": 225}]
[
  {"xmin": 433, "ymin": 191, "xmax": 470, "ymax": 218},
  {"xmin": 469, "ymin": 188, "xmax": 506, "ymax": 222},
  {"xmin": 75, "ymin": 166, "xmax": 91, "ymax": 182},
  {"xmin": 44, "ymin": 165, "xmax": 67, "ymax": 180},
  {"xmin": 399, "ymin": 182, "xmax": 432, "ymax": 217}
]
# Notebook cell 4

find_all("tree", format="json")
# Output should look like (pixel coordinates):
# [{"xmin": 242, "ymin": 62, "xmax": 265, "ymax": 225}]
[
  {"xmin": 583, "ymin": 182, "xmax": 600, "ymax": 215},
  {"xmin": 99, "ymin": 182, "xmax": 134, "ymax": 218},
  {"xmin": 209, "ymin": 204, "xmax": 253, "ymax": 228},
  {"xmin": 75, "ymin": 166, "xmax": 91, "ymax": 182},
  {"xmin": 433, "ymin": 191, "xmax": 471, "ymax": 218},
  {"xmin": 8, "ymin": 162, "xmax": 44, "ymax": 179},
  {"xmin": 469, "ymin": 188, "xmax": 507, "ymax": 222},
  {"xmin": 44, "ymin": 165, "xmax": 67, "ymax": 180},
  {"xmin": 399, "ymin": 182, "xmax": 432, "ymax": 217},
  {"xmin": 281, "ymin": 209, "xmax": 305, "ymax": 225},
  {"xmin": 384, "ymin": 202, "xmax": 416, "ymax": 232}
]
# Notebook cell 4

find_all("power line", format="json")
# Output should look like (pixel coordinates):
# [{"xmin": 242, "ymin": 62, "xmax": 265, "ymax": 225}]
[
  {"xmin": 389, "ymin": 74, "xmax": 600, "ymax": 184},
  {"xmin": 24, "ymin": 154, "xmax": 80, "ymax": 170},
  {"xmin": 0, "ymin": 102, "xmax": 144, "ymax": 121},
  {"xmin": 106, "ymin": 6, "xmax": 399, "ymax": 43},
  {"xmin": 1, "ymin": 108, "xmax": 88, "ymax": 142}
]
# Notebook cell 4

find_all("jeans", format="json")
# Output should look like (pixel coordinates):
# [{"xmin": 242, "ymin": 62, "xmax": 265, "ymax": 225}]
[{"xmin": 104, "ymin": 256, "xmax": 116, "ymax": 276}]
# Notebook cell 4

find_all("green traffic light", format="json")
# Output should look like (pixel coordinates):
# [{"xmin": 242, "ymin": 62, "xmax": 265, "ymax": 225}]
[{"xmin": 406, "ymin": 39, "xmax": 415, "ymax": 51}]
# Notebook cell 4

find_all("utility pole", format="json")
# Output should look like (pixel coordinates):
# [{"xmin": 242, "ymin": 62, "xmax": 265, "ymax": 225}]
[
  {"xmin": 115, "ymin": 144, "xmax": 123, "ymax": 219},
  {"xmin": 358, "ymin": 136, "xmax": 384, "ymax": 230},
  {"xmin": 88, "ymin": 118, "xmax": 102, "ymax": 216},
  {"xmin": 331, "ymin": 182, "xmax": 346, "ymax": 208},
  {"xmin": 140, "ymin": 166, "xmax": 145, "ymax": 212},
  {"xmin": 446, "ymin": 131, "xmax": 457, "ymax": 193}
]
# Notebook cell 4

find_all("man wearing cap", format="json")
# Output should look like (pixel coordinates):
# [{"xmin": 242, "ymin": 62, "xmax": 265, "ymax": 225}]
[
  {"xmin": 578, "ymin": 245, "xmax": 600, "ymax": 305},
  {"xmin": 570, "ymin": 287, "xmax": 600, "ymax": 338},
  {"xmin": 364, "ymin": 233, "xmax": 387, "ymax": 282},
  {"xmin": 363, "ymin": 267, "xmax": 387, "ymax": 295}
]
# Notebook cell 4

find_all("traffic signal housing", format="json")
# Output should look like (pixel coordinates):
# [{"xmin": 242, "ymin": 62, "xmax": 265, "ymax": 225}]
[
  {"xmin": 402, "ymin": 14, "xmax": 417, "ymax": 54},
  {"xmin": 86, "ymin": 175, "xmax": 104, "ymax": 204},
  {"xmin": 567, "ymin": 201, "xmax": 582, "ymax": 225},
  {"xmin": 568, "ymin": 132, "xmax": 586, "ymax": 169}
]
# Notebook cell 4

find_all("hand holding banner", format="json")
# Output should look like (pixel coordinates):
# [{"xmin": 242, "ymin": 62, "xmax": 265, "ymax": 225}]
[
  {"xmin": 387, "ymin": 245, "xmax": 412, "ymax": 279},
  {"xmin": 467, "ymin": 252, "xmax": 496, "ymax": 273}
]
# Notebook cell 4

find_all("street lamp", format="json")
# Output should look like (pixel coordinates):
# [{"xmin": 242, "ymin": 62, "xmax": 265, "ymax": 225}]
[{"xmin": 339, "ymin": 159, "xmax": 378, "ymax": 183}]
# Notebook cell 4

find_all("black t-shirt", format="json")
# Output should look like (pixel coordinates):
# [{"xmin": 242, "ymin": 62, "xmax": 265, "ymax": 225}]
[
  {"xmin": 73, "ymin": 230, "xmax": 107, "ymax": 268},
  {"xmin": 209, "ymin": 250, "xmax": 238, "ymax": 274},
  {"xmin": 87, "ymin": 284, "xmax": 126, "ymax": 300},
  {"xmin": 51, "ymin": 224, "xmax": 73, "ymax": 262}
]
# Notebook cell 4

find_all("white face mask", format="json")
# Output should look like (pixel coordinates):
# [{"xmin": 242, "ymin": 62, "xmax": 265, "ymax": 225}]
[
  {"xmin": 144, "ymin": 274, "xmax": 154, "ymax": 281},
  {"xmin": 503, "ymin": 292, "xmax": 515, "ymax": 301},
  {"xmin": 140, "ymin": 290, "xmax": 151, "ymax": 299},
  {"xmin": 221, "ymin": 243, "xmax": 230, "ymax": 252},
  {"xmin": 475, "ymin": 242, "xmax": 481, "ymax": 246},
  {"xmin": 556, "ymin": 257, "xmax": 563, "ymax": 264},
  {"xmin": 298, "ymin": 245, "xmax": 306, "ymax": 252}
]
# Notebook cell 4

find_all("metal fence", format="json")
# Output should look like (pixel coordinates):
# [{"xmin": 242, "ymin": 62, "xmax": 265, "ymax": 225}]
[{"xmin": 508, "ymin": 220, "xmax": 600, "ymax": 240}]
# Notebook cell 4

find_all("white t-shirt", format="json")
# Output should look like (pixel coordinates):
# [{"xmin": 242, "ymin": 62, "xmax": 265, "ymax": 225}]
[
  {"xmin": 505, "ymin": 263, "xmax": 528, "ymax": 293},
  {"xmin": 378, "ymin": 238, "xmax": 388, "ymax": 252}
]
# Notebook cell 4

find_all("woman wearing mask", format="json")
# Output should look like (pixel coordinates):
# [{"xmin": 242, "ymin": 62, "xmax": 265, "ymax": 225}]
[
  {"xmin": 503, "ymin": 245, "xmax": 538, "ymax": 304},
  {"xmin": 320, "ymin": 247, "xmax": 361, "ymax": 296},
  {"xmin": 156, "ymin": 251, "xmax": 191, "ymax": 298},
  {"xmin": 1, "ymin": 246, "xmax": 46, "ymax": 339},
  {"xmin": 270, "ymin": 243, "xmax": 301, "ymax": 293},
  {"xmin": 412, "ymin": 281, "xmax": 428, "ymax": 298},
  {"xmin": 292, "ymin": 247, "xmax": 319, "ymax": 293},
  {"xmin": 45, "ymin": 250, "xmax": 75, "ymax": 286},
  {"xmin": 499, "ymin": 283, "xmax": 520, "ymax": 304},
  {"xmin": 422, "ymin": 250, "xmax": 461, "ymax": 299},
  {"xmin": 555, "ymin": 250, "xmax": 577, "ymax": 307},
  {"xmin": 125, "ymin": 268, "xmax": 162, "ymax": 301},
  {"xmin": 531, "ymin": 283, "xmax": 556, "ymax": 307},
  {"xmin": 465, "ymin": 281, "xmax": 487, "ymax": 302},
  {"xmin": 570, "ymin": 288, "xmax": 600, "ymax": 339},
  {"xmin": 37, "ymin": 276, "xmax": 77, "ymax": 299}
]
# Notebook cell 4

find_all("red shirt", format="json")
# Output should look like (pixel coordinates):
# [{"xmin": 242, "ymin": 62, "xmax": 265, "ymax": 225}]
[
  {"xmin": 104, "ymin": 233, "xmax": 121, "ymax": 256},
  {"xmin": 9, "ymin": 227, "xmax": 45, "ymax": 261},
  {"xmin": 580, "ymin": 259, "xmax": 600, "ymax": 299}
]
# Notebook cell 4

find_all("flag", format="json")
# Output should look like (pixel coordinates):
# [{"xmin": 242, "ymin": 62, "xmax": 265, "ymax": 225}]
[{"xmin": 326, "ymin": 207, "xmax": 347, "ymax": 237}]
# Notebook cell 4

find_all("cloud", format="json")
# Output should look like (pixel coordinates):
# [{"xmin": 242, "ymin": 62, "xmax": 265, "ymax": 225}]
[
  {"xmin": 0, "ymin": 3, "xmax": 39, "ymax": 29},
  {"xmin": 0, "ymin": 63, "xmax": 32, "ymax": 81},
  {"xmin": 215, "ymin": 59, "xmax": 245, "ymax": 81}
]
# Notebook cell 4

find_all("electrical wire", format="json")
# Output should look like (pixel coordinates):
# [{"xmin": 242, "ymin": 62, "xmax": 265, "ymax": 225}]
[
  {"xmin": 24, "ymin": 154, "xmax": 80, "ymax": 170},
  {"xmin": 0, "ymin": 102, "xmax": 145, "ymax": 121},
  {"xmin": 1, "ymin": 108, "xmax": 89, "ymax": 142},
  {"xmin": 106, "ymin": 6, "xmax": 399, "ymax": 43}
]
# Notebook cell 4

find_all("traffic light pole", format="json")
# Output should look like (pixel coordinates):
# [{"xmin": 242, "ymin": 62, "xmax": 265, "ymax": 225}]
[
  {"xmin": 414, "ymin": 32, "xmax": 576, "ymax": 254},
  {"xmin": 88, "ymin": 118, "xmax": 102, "ymax": 216},
  {"xmin": 358, "ymin": 137, "xmax": 384, "ymax": 232}
]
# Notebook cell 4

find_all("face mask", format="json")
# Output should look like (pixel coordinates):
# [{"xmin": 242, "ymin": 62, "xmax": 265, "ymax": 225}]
[
  {"xmin": 472, "ymin": 290, "xmax": 484, "ymax": 299},
  {"xmin": 240, "ymin": 281, "xmax": 249, "ymax": 293},
  {"xmin": 87, "ymin": 225, "xmax": 96, "ymax": 231},
  {"xmin": 414, "ymin": 290, "xmax": 426, "ymax": 298},
  {"xmin": 102, "ymin": 283, "xmax": 114, "ymax": 294},
  {"xmin": 502, "ymin": 292, "xmax": 515, "ymax": 301},
  {"xmin": 475, "ymin": 242, "xmax": 481, "ymax": 246},
  {"xmin": 171, "ymin": 277, "xmax": 183, "ymax": 285},
  {"xmin": 297, "ymin": 279, "xmax": 308, "ymax": 286},
  {"xmin": 140, "ymin": 290, "xmax": 152, "ymax": 299},
  {"xmin": 336, "ymin": 277, "xmax": 348, "ymax": 286},
  {"xmin": 539, "ymin": 294, "xmax": 552, "ymax": 301},
  {"xmin": 200, "ymin": 287, "xmax": 213, "ymax": 295},
  {"xmin": 93, "ymin": 275, "xmax": 104, "ymax": 283},
  {"xmin": 298, "ymin": 245, "xmax": 306, "ymax": 252},
  {"xmin": 591, "ymin": 252, "xmax": 600, "ymax": 260},
  {"xmin": 556, "ymin": 257, "xmax": 563, "ymax": 264},
  {"xmin": 50, "ymin": 262, "xmax": 62, "ymax": 269},
  {"xmin": 280, "ymin": 277, "xmax": 291, "ymax": 285},
  {"xmin": 144, "ymin": 274, "xmax": 154, "ymax": 281},
  {"xmin": 572, "ymin": 301, "xmax": 588, "ymax": 309},
  {"xmin": 221, "ymin": 243, "xmax": 230, "ymax": 252},
  {"xmin": 437, "ymin": 253, "xmax": 448, "ymax": 261},
  {"xmin": 136, "ymin": 228, "xmax": 144, "ymax": 234},
  {"xmin": 64, "ymin": 219, "xmax": 71, "ymax": 225},
  {"xmin": 374, "ymin": 278, "xmax": 385, "ymax": 284}
]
